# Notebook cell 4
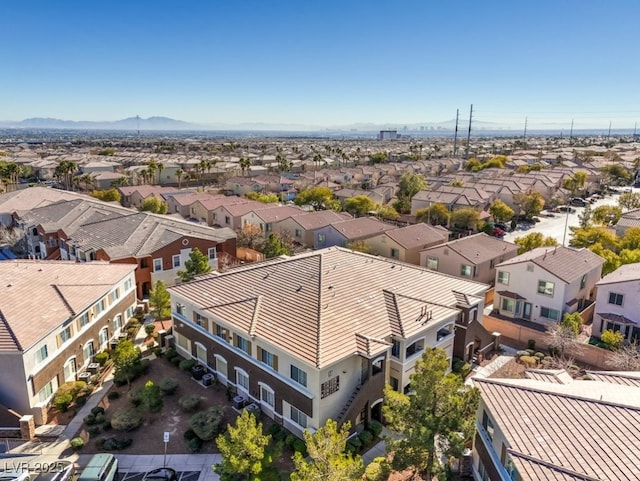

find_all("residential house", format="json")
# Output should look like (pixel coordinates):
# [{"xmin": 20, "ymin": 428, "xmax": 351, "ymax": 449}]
[
  {"xmin": 272, "ymin": 210, "xmax": 352, "ymax": 248},
  {"xmin": 493, "ymin": 246, "xmax": 604, "ymax": 327},
  {"xmin": 411, "ymin": 185, "xmax": 493, "ymax": 215},
  {"xmin": 364, "ymin": 223, "xmax": 450, "ymax": 265},
  {"xmin": 210, "ymin": 199, "xmax": 271, "ymax": 231},
  {"xmin": 164, "ymin": 192, "xmax": 216, "ymax": 218},
  {"xmin": 419, "ymin": 233, "xmax": 518, "ymax": 286},
  {"xmin": 224, "ymin": 177, "xmax": 263, "ymax": 197},
  {"xmin": 0, "ymin": 186, "xmax": 81, "ymax": 227},
  {"xmin": 592, "ymin": 262, "xmax": 640, "ymax": 341},
  {"xmin": 614, "ymin": 208, "xmax": 640, "ymax": 237},
  {"xmin": 190, "ymin": 195, "xmax": 248, "ymax": 227},
  {"xmin": 117, "ymin": 186, "xmax": 179, "ymax": 209},
  {"xmin": 79, "ymin": 160, "xmax": 120, "ymax": 174},
  {"xmin": 313, "ymin": 217, "xmax": 396, "ymax": 250},
  {"xmin": 240, "ymin": 205, "xmax": 305, "ymax": 235},
  {"xmin": 168, "ymin": 247, "xmax": 488, "ymax": 437},
  {"xmin": 0, "ymin": 260, "xmax": 137, "ymax": 424},
  {"xmin": 472, "ymin": 372, "xmax": 640, "ymax": 480}
]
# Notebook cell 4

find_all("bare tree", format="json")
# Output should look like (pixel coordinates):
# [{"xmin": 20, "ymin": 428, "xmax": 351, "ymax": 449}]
[
  {"xmin": 546, "ymin": 323, "xmax": 582, "ymax": 361},
  {"xmin": 607, "ymin": 342, "xmax": 640, "ymax": 370}
]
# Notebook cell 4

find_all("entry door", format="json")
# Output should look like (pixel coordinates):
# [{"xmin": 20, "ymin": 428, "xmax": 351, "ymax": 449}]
[{"xmin": 523, "ymin": 302, "xmax": 532, "ymax": 320}]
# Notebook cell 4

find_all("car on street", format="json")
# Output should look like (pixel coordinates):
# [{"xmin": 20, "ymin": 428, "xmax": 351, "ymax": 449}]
[
  {"xmin": 570, "ymin": 198, "xmax": 588, "ymax": 207},
  {"xmin": 142, "ymin": 468, "xmax": 178, "ymax": 481}
]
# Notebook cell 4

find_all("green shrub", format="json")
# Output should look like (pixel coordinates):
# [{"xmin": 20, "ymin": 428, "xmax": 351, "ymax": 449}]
[
  {"xmin": 293, "ymin": 439, "xmax": 307, "ymax": 456},
  {"xmin": 170, "ymin": 356, "xmax": 182, "ymax": 367},
  {"xmin": 87, "ymin": 425, "xmax": 100, "ymax": 437},
  {"xmin": 359, "ymin": 430, "xmax": 374, "ymax": 447},
  {"xmin": 95, "ymin": 352, "xmax": 109, "ymax": 366},
  {"xmin": 348, "ymin": 436, "xmax": 362, "ymax": 452},
  {"xmin": 267, "ymin": 423, "xmax": 283, "ymax": 437},
  {"xmin": 95, "ymin": 438, "xmax": 106, "ymax": 450},
  {"xmin": 259, "ymin": 467, "xmax": 281, "ymax": 481},
  {"xmin": 179, "ymin": 359, "xmax": 197, "ymax": 371},
  {"xmin": 601, "ymin": 329, "xmax": 625, "ymax": 350},
  {"xmin": 519, "ymin": 355, "xmax": 538, "ymax": 368},
  {"xmin": 159, "ymin": 378, "xmax": 179, "ymax": 395},
  {"xmin": 110, "ymin": 409, "xmax": 142, "ymax": 432},
  {"xmin": 70, "ymin": 437, "xmax": 84, "ymax": 450},
  {"xmin": 178, "ymin": 394, "xmax": 202, "ymax": 412},
  {"xmin": 165, "ymin": 348, "xmax": 177, "ymax": 359},
  {"xmin": 94, "ymin": 413, "xmax": 105, "ymax": 424},
  {"xmin": 153, "ymin": 347, "xmax": 164, "ymax": 357},
  {"xmin": 516, "ymin": 350, "xmax": 528, "ymax": 357},
  {"xmin": 364, "ymin": 457, "xmax": 391, "ymax": 481},
  {"xmin": 103, "ymin": 421, "xmax": 112, "ymax": 431},
  {"xmin": 189, "ymin": 406, "xmax": 225, "ymax": 441},
  {"xmin": 188, "ymin": 437, "xmax": 203, "ymax": 453},
  {"xmin": 525, "ymin": 349, "xmax": 535, "ymax": 356},
  {"xmin": 84, "ymin": 414, "xmax": 96, "ymax": 426},
  {"xmin": 75, "ymin": 396, "xmax": 88, "ymax": 407},
  {"xmin": 107, "ymin": 391, "xmax": 120, "ymax": 400},
  {"xmin": 183, "ymin": 429, "xmax": 197, "ymax": 441},
  {"xmin": 91, "ymin": 406, "xmax": 105, "ymax": 416},
  {"xmin": 452, "ymin": 358, "xmax": 472, "ymax": 378},
  {"xmin": 54, "ymin": 393, "xmax": 73, "ymax": 413},
  {"xmin": 367, "ymin": 421, "xmax": 383, "ymax": 438},
  {"xmin": 534, "ymin": 352, "xmax": 546, "ymax": 359},
  {"xmin": 527, "ymin": 339, "xmax": 536, "ymax": 350},
  {"xmin": 102, "ymin": 437, "xmax": 133, "ymax": 450},
  {"xmin": 144, "ymin": 324, "xmax": 156, "ymax": 336},
  {"xmin": 285, "ymin": 434, "xmax": 297, "ymax": 450}
]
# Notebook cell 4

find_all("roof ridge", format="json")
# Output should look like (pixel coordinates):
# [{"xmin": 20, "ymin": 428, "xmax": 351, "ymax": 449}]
[
  {"xmin": 51, "ymin": 284, "xmax": 76, "ymax": 317},
  {"xmin": 382, "ymin": 290, "xmax": 403, "ymax": 338},
  {"xmin": 315, "ymin": 252, "xmax": 324, "ymax": 369},
  {"xmin": 249, "ymin": 295, "xmax": 262, "ymax": 337}
]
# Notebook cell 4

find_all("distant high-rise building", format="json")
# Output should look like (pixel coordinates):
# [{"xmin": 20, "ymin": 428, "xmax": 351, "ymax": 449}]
[{"xmin": 379, "ymin": 129, "xmax": 398, "ymax": 140}]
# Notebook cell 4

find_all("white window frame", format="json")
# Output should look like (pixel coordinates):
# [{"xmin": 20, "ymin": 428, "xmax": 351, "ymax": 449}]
[
  {"xmin": 172, "ymin": 254, "xmax": 181, "ymax": 268},
  {"xmin": 63, "ymin": 357, "xmax": 77, "ymax": 382},
  {"xmin": 291, "ymin": 365, "xmax": 307, "ymax": 387},
  {"xmin": 501, "ymin": 297, "xmax": 515, "ymax": 312},
  {"xmin": 497, "ymin": 271, "xmax": 509, "ymax": 285},
  {"xmin": 98, "ymin": 327, "xmax": 109, "ymax": 346},
  {"xmin": 79, "ymin": 311, "xmax": 90, "ymax": 328},
  {"xmin": 540, "ymin": 306, "xmax": 560, "ymax": 321},
  {"xmin": 461, "ymin": 264, "xmax": 472, "ymax": 277},
  {"xmin": 208, "ymin": 247, "xmax": 217, "ymax": 260},
  {"xmin": 259, "ymin": 382, "xmax": 275, "ymax": 409},
  {"xmin": 153, "ymin": 258, "xmax": 163, "ymax": 272},
  {"xmin": 235, "ymin": 367, "xmax": 249, "ymax": 394},
  {"xmin": 426, "ymin": 256, "xmax": 438, "ymax": 270},
  {"xmin": 38, "ymin": 380, "xmax": 55, "ymax": 403},
  {"xmin": 290, "ymin": 405, "xmax": 307, "ymax": 428},
  {"xmin": 60, "ymin": 325, "xmax": 72, "ymax": 344},
  {"xmin": 36, "ymin": 344, "xmax": 49, "ymax": 364},
  {"xmin": 83, "ymin": 340, "xmax": 95, "ymax": 363},
  {"xmin": 538, "ymin": 280, "xmax": 555, "ymax": 297}
]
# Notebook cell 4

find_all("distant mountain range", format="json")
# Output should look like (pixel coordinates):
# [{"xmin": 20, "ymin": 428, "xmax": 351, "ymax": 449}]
[{"xmin": 0, "ymin": 116, "xmax": 196, "ymax": 131}]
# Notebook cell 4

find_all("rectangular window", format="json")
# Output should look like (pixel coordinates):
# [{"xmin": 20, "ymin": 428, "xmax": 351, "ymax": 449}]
[
  {"xmin": 426, "ymin": 257, "xmax": 438, "ymax": 270},
  {"xmin": 290, "ymin": 406, "xmax": 307, "ymax": 428},
  {"xmin": 83, "ymin": 342, "xmax": 95, "ymax": 362},
  {"xmin": 126, "ymin": 306, "xmax": 135, "ymax": 319},
  {"xmin": 526, "ymin": 263, "xmax": 534, "ymax": 272},
  {"xmin": 79, "ymin": 312, "xmax": 90, "ymax": 328},
  {"xmin": 236, "ymin": 371, "xmax": 249, "ymax": 390},
  {"xmin": 406, "ymin": 339, "xmax": 425, "ymax": 357},
  {"xmin": 96, "ymin": 298, "xmax": 106, "ymax": 315},
  {"xmin": 540, "ymin": 306, "xmax": 560, "ymax": 321},
  {"xmin": 173, "ymin": 255, "xmax": 181, "ymax": 268},
  {"xmin": 194, "ymin": 313, "xmax": 207, "ymax": 329},
  {"xmin": 537, "ymin": 280, "xmax": 555, "ymax": 296},
  {"xmin": 261, "ymin": 386, "xmax": 275, "ymax": 408},
  {"xmin": 501, "ymin": 298, "xmax": 514, "ymax": 312},
  {"xmin": 236, "ymin": 335, "xmax": 250, "ymax": 355},
  {"xmin": 36, "ymin": 345, "xmax": 48, "ymax": 364},
  {"xmin": 295, "ymin": 229, "xmax": 302, "ymax": 238},
  {"xmin": 124, "ymin": 278, "xmax": 133, "ymax": 291},
  {"xmin": 215, "ymin": 324, "xmax": 228, "ymax": 341},
  {"xmin": 225, "ymin": 216, "xmax": 231, "ymax": 225},
  {"xmin": 390, "ymin": 248, "xmax": 399, "ymax": 259},
  {"xmin": 609, "ymin": 292, "xmax": 624, "ymax": 306},
  {"xmin": 390, "ymin": 377, "xmax": 399, "ymax": 392},
  {"xmin": 318, "ymin": 233, "xmax": 326, "ymax": 246},
  {"xmin": 154, "ymin": 258, "xmax": 163, "ymax": 272},
  {"xmin": 260, "ymin": 348, "xmax": 277, "ymax": 369},
  {"xmin": 461, "ymin": 264, "xmax": 472, "ymax": 277},
  {"xmin": 482, "ymin": 411, "xmax": 495, "ymax": 441},
  {"xmin": 321, "ymin": 376, "xmax": 340, "ymax": 399},
  {"xmin": 99, "ymin": 327, "xmax": 109, "ymax": 346},
  {"xmin": 208, "ymin": 247, "xmax": 217, "ymax": 260},
  {"xmin": 38, "ymin": 381, "xmax": 54, "ymax": 403},
  {"xmin": 291, "ymin": 365, "xmax": 307, "ymax": 387},
  {"xmin": 497, "ymin": 271, "xmax": 509, "ymax": 285},
  {"xmin": 60, "ymin": 326, "xmax": 72, "ymax": 343}
]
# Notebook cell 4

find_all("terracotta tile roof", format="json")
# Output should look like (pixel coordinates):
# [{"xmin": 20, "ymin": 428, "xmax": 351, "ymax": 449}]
[
  {"xmin": 596, "ymin": 262, "xmax": 640, "ymax": 285},
  {"xmin": 169, "ymin": 247, "xmax": 488, "ymax": 368},
  {"xmin": 0, "ymin": 260, "xmax": 135, "ymax": 351},
  {"xmin": 222, "ymin": 200, "xmax": 271, "ymax": 217},
  {"xmin": 524, "ymin": 369, "xmax": 574, "ymax": 384},
  {"xmin": 497, "ymin": 290, "xmax": 526, "ymax": 300},
  {"xmin": 250, "ymin": 206, "xmax": 306, "ymax": 223},
  {"xmin": 497, "ymin": 246, "xmax": 604, "ymax": 283},
  {"xmin": 196, "ymin": 195, "xmax": 248, "ymax": 210},
  {"xmin": 118, "ymin": 186, "xmax": 178, "ymax": 197},
  {"xmin": 384, "ymin": 223, "xmax": 450, "ymax": 249},
  {"xmin": 596, "ymin": 312, "xmax": 635, "ymax": 325},
  {"xmin": 474, "ymin": 377, "xmax": 640, "ymax": 480}
]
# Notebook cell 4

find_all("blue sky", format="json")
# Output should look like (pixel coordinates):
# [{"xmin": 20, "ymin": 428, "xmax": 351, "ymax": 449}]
[{"xmin": 1, "ymin": 0, "xmax": 639, "ymax": 129}]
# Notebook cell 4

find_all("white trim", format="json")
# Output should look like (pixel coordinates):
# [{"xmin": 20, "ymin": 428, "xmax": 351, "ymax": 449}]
[
  {"xmin": 370, "ymin": 398, "xmax": 384, "ymax": 408},
  {"xmin": 153, "ymin": 257, "xmax": 163, "ymax": 272},
  {"xmin": 234, "ymin": 366, "xmax": 249, "ymax": 377}
]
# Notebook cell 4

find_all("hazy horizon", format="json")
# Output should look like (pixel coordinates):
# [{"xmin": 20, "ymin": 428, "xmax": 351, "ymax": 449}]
[{"xmin": 2, "ymin": 1, "xmax": 639, "ymax": 130}]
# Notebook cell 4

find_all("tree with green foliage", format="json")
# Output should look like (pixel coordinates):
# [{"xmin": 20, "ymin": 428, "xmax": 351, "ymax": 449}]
[
  {"xmin": 190, "ymin": 406, "xmax": 225, "ymax": 441},
  {"xmin": 562, "ymin": 171, "xmax": 587, "ymax": 197},
  {"xmin": 489, "ymin": 199, "xmax": 515, "ymax": 223},
  {"xmin": 601, "ymin": 329, "xmax": 625, "ymax": 351},
  {"xmin": 618, "ymin": 191, "xmax": 640, "ymax": 210},
  {"xmin": 294, "ymin": 186, "xmax": 340, "ymax": 211},
  {"xmin": 139, "ymin": 380, "xmax": 163, "ymax": 412},
  {"xmin": 570, "ymin": 226, "xmax": 619, "ymax": 252},
  {"xmin": 513, "ymin": 191, "xmax": 545, "ymax": 219},
  {"xmin": 91, "ymin": 188, "xmax": 122, "ymax": 202},
  {"xmin": 345, "ymin": 240, "xmax": 374, "ymax": 254},
  {"xmin": 148, "ymin": 280, "xmax": 171, "ymax": 321},
  {"xmin": 449, "ymin": 207, "xmax": 480, "ymax": 231},
  {"xmin": 513, "ymin": 232, "xmax": 558, "ymax": 255},
  {"xmin": 290, "ymin": 419, "xmax": 364, "ymax": 481},
  {"xmin": 397, "ymin": 173, "xmax": 426, "ymax": 206},
  {"xmin": 214, "ymin": 410, "xmax": 275, "ymax": 481},
  {"xmin": 113, "ymin": 339, "xmax": 142, "ymax": 389},
  {"xmin": 245, "ymin": 192, "xmax": 279, "ymax": 204},
  {"xmin": 368, "ymin": 151, "xmax": 388, "ymax": 164},
  {"xmin": 178, "ymin": 248, "xmax": 212, "ymax": 282},
  {"xmin": 589, "ymin": 243, "xmax": 621, "ymax": 276},
  {"xmin": 578, "ymin": 203, "xmax": 592, "ymax": 228},
  {"xmin": 374, "ymin": 204, "xmax": 399, "ymax": 220},
  {"xmin": 262, "ymin": 233, "xmax": 291, "ymax": 258},
  {"xmin": 139, "ymin": 196, "xmax": 168, "ymax": 214},
  {"xmin": 621, "ymin": 227, "xmax": 640, "ymax": 250},
  {"xmin": 601, "ymin": 164, "xmax": 632, "ymax": 186},
  {"xmin": 344, "ymin": 195, "xmax": 376, "ymax": 217},
  {"xmin": 592, "ymin": 205, "xmax": 622, "ymax": 225},
  {"xmin": 465, "ymin": 155, "xmax": 507, "ymax": 172},
  {"xmin": 561, "ymin": 312, "xmax": 582, "ymax": 336},
  {"xmin": 383, "ymin": 348, "xmax": 479, "ymax": 481},
  {"xmin": 415, "ymin": 203, "xmax": 450, "ymax": 226}
]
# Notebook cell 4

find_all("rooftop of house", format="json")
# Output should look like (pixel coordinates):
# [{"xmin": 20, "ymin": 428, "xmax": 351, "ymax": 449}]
[
  {"xmin": 285, "ymin": 210, "xmax": 352, "ymax": 230},
  {"xmin": 384, "ymin": 223, "xmax": 450, "ymax": 250},
  {"xmin": 596, "ymin": 262, "xmax": 640, "ymax": 285},
  {"xmin": 421, "ymin": 233, "xmax": 518, "ymax": 264},
  {"xmin": 586, "ymin": 371, "xmax": 640, "ymax": 388},
  {"xmin": 497, "ymin": 245, "xmax": 604, "ymax": 283},
  {"xmin": 0, "ymin": 260, "xmax": 136, "ymax": 351},
  {"xmin": 326, "ymin": 217, "xmax": 397, "ymax": 240},
  {"xmin": 117, "ymin": 185, "xmax": 179, "ymax": 197},
  {"xmin": 0, "ymin": 186, "xmax": 85, "ymax": 218},
  {"xmin": 169, "ymin": 247, "xmax": 487, "ymax": 369},
  {"xmin": 474, "ymin": 375, "xmax": 640, "ymax": 481},
  {"xmin": 247, "ymin": 205, "xmax": 306, "ymax": 224}
]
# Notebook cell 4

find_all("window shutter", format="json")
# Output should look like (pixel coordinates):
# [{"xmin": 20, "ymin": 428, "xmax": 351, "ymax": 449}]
[
  {"xmin": 273, "ymin": 355, "xmax": 279, "ymax": 371},
  {"xmin": 56, "ymin": 334, "xmax": 62, "ymax": 348},
  {"xmin": 247, "ymin": 341, "xmax": 252, "ymax": 355},
  {"xmin": 210, "ymin": 321, "xmax": 217, "ymax": 336},
  {"xmin": 233, "ymin": 333, "xmax": 237, "ymax": 347},
  {"xmin": 257, "ymin": 346, "xmax": 263, "ymax": 361}
]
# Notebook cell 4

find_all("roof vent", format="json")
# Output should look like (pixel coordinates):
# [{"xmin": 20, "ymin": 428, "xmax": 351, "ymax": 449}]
[{"xmin": 296, "ymin": 285, "xmax": 302, "ymax": 292}]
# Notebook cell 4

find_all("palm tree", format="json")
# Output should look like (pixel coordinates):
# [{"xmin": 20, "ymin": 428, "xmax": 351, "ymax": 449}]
[
  {"xmin": 176, "ymin": 168, "xmax": 184, "ymax": 188},
  {"xmin": 239, "ymin": 157, "xmax": 251, "ymax": 177},
  {"xmin": 139, "ymin": 168, "xmax": 149, "ymax": 185},
  {"xmin": 55, "ymin": 160, "xmax": 78, "ymax": 190},
  {"xmin": 313, "ymin": 153, "xmax": 323, "ymax": 171},
  {"xmin": 146, "ymin": 160, "xmax": 158, "ymax": 185},
  {"xmin": 156, "ymin": 162, "xmax": 164, "ymax": 185},
  {"xmin": 4, "ymin": 162, "xmax": 21, "ymax": 191}
]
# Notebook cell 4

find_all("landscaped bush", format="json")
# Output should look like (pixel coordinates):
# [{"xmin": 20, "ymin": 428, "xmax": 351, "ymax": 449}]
[
  {"xmin": 170, "ymin": 356, "xmax": 182, "ymax": 367},
  {"xmin": 95, "ymin": 352, "xmax": 109, "ymax": 366},
  {"xmin": 178, "ymin": 394, "xmax": 202, "ymax": 412},
  {"xmin": 103, "ymin": 421, "xmax": 112, "ymax": 431},
  {"xmin": 367, "ymin": 420, "xmax": 383, "ymax": 438},
  {"xmin": 188, "ymin": 437, "xmax": 202, "ymax": 453},
  {"xmin": 189, "ymin": 406, "xmax": 225, "ymax": 440},
  {"xmin": 153, "ymin": 347, "xmax": 164, "ymax": 357},
  {"xmin": 101, "ymin": 437, "xmax": 133, "ymax": 451},
  {"xmin": 527, "ymin": 339, "xmax": 536, "ymax": 350},
  {"xmin": 525, "ymin": 349, "xmax": 535, "ymax": 356},
  {"xmin": 359, "ymin": 430, "xmax": 374, "ymax": 448},
  {"xmin": 53, "ymin": 381, "xmax": 88, "ymax": 412},
  {"xmin": 267, "ymin": 423, "xmax": 283, "ymax": 437},
  {"xmin": 364, "ymin": 457, "xmax": 391, "ymax": 481},
  {"xmin": 107, "ymin": 391, "xmax": 120, "ymax": 400},
  {"xmin": 165, "ymin": 348, "xmax": 177, "ymax": 359},
  {"xmin": 285, "ymin": 434, "xmax": 297, "ymax": 450},
  {"xmin": 70, "ymin": 437, "xmax": 84, "ymax": 450},
  {"xmin": 91, "ymin": 406, "xmax": 105, "ymax": 416},
  {"xmin": 75, "ymin": 395, "xmax": 88, "ymax": 407},
  {"xmin": 516, "ymin": 350, "xmax": 528, "ymax": 358},
  {"xmin": 259, "ymin": 467, "xmax": 281, "ymax": 481},
  {"xmin": 84, "ymin": 414, "xmax": 97, "ymax": 426},
  {"xmin": 179, "ymin": 359, "xmax": 197, "ymax": 371},
  {"xmin": 94, "ymin": 413, "xmax": 105, "ymax": 424},
  {"xmin": 139, "ymin": 380, "xmax": 163, "ymax": 412},
  {"xmin": 601, "ymin": 329, "xmax": 625, "ymax": 350},
  {"xmin": 452, "ymin": 357, "xmax": 472, "ymax": 378},
  {"xmin": 114, "ymin": 359, "xmax": 151, "ymax": 386},
  {"xmin": 346, "ymin": 437, "xmax": 362, "ymax": 454},
  {"xmin": 293, "ymin": 439, "xmax": 307, "ymax": 456},
  {"xmin": 144, "ymin": 324, "xmax": 156, "ymax": 336},
  {"xmin": 534, "ymin": 352, "xmax": 546, "ymax": 360},
  {"xmin": 519, "ymin": 355, "xmax": 538, "ymax": 368},
  {"xmin": 159, "ymin": 378, "xmax": 179, "ymax": 395},
  {"xmin": 183, "ymin": 429, "xmax": 197, "ymax": 441},
  {"xmin": 87, "ymin": 425, "xmax": 100, "ymax": 437},
  {"xmin": 110, "ymin": 409, "xmax": 143, "ymax": 432},
  {"xmin": 54, "ymin": 393, "xmax": 73, "ymax": 412}
]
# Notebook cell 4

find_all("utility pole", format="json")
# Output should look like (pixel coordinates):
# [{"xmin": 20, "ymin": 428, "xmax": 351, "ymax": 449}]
[
  {"xmin": 634, "ymin": 122, "xmax": 637, "ymax": 139},
  {"xmin": 523, "ymin": 117, "xmax": 528, "ymax": 146},
  {"xmin": 465, "ymin": 104, "xmax": 473, "ymax": 160},
  {"xmin": 453, "ymin": 109, "xmax": 459, "ymax": 157},
  {"xmin": 569, "ymin": 119, "xmax": 574, "ymax": 142},
  {"xmin": 608, "ymin": 121, "xmax": 612, "ymax": 140}
]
